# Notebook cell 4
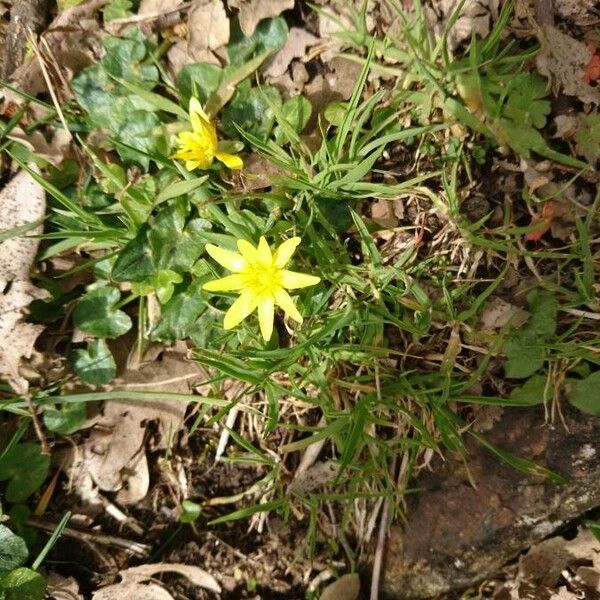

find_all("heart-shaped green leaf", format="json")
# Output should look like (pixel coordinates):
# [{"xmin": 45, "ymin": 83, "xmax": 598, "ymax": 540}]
[
  {"xmin": 73, "ymin": 286, "xmax": 132, "ymax": 338},
  {"xmin": 0, "ymin": 444, "xmax": 49, "ymax": 503}
]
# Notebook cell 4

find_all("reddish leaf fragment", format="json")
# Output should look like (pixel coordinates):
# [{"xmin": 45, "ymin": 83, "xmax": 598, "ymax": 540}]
[
  {"xmin": 525, "ymin": 201, "xmax": 557, "ymax": 242},
  {"xmin": 584, "ymin": 44, "xmax": 600, "ymax": 85}
]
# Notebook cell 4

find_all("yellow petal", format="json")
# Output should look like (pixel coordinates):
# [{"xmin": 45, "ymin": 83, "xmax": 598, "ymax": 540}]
[
  {"xmin": 281, "ymin": 270, "xmax": 320, "ymax": 289},
  {"xmin": 188, "ymin": 105, "xmax": 217, "ymax": 151},
  {"xmin": 274, "ymin": 288, "xmax": 303, "ymax": 323},
  {"xmin": 205, "ymin": 244, "xmax": 247, "ymax": 272},
  {"xmin": 257, "ymin": 295, "xmax": 275, "ymax": 341},
  {"xmin": 203, "ymin": 274, "xmax": 245, "ymax": 292},
  {"xmin": 215, "ymin": 151, "xmax": 243, "ymax": 170},
  {"xmin": 223, "ymin": 289, "xmax": 258, "ymax": 329},
  {"xmin": 189, "ymin": 97, "xmax": 209, "ymax": 122},
  {"xmin": 273, "ymin": 237, "xmax": 301, "ymax": 268},
  {"xmin": 185, "ymin": 160, "xmax": 202, "ymax": 171},
  {"xmin": 177, "ymin": 130, "xmax": 199, "ymax": 145},
  {"xmin": 237, "ymin": 239, "xmax": 260, "ymax": 263},
  {"xmin": 257, "ymin": 237, "xmax": 272, "ymax": 264}
]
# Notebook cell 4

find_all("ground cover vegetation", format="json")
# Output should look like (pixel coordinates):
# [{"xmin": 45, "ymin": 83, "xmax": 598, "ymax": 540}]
[{"xmin": 0, "ymin": 0, "xmax": 599, "ymax": 597}]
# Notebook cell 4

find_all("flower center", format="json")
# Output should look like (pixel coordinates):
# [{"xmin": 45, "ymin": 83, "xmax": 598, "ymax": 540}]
[{"xmin": 245, "ymin": 264, "xmax": 281, "ymax": 295}]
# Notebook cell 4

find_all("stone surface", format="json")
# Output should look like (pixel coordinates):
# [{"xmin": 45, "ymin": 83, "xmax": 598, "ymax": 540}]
[{"xmin": 382, "ymin": 406, "xmax": 600, "ymax": 599}]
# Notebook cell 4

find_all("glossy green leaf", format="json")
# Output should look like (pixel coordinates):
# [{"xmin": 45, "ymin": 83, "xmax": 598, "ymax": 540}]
[
  {"xmin": 0, "ymin": 568, "xmax": 45, "ymax": 600},
  {"xmin": 150, "ymin": 279, "xmax": 208, "ymax": 341},
  {"xmin": 101, "ymin": 28, "xmax": 158, "ymax": 85},
  {"xmin": 155, "ymin": 176, "xmax": 209, "ymax": 205},
  {"xmin": 70, "ymin": 339, "xmax": 116, "ymax": 386},
  {"xmin": 131, "ymin": 270, "xmax": 183, "ymax": 304},
  {"xmin": 324, "ymin": 101, "xmax": 347, "ymax": 127},
  {"xmin": 43, "ymin": 402, "xmax": 87, "ymax": 435},
  {"xmin": 177, "ymin": 63, "xmax": 224, "ymax": 105},
  {"xmin": 527, "ymin": 290, "xmax": 557, "ymax": 338},
  {"xmin": 149, "ymin": 203, "xmax": 209, "ymax": 272},
  {"xmin": 0, "ymin": 526, "xmax": 28, "ymax": 578},
  {"xmin": 222, "ymin": 85, "xmax": 282, "ymax": 140},
  {"xmin": 111, "ymin": 228, "xmax": 155, "ymax": 283},
  {"xmin": 73, "ymin": 286, "xmax": 132, "ymax": 338},
  {"xmin": 228, "ymin": 17, "xmax": 288, "ymax": 66},
  {"xmin": 115, "ymin": 110, "xmax": 167, "ymax": 169},
  {"xmin": 0, "ymin": 444, "xmax": 50, "ymax": 503},
  {"xmin": 274, "ymin": 96, "xmax": 312, "ymax": 144}
]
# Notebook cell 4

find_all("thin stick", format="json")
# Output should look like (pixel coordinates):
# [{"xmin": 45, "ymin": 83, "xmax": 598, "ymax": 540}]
[
  {"xmin": 27, "ymin": 517, "xmax": 151, "ymax": 558},
  {"xmin": 370, "ymin": 455, "xmax": 398, "ymax": 600},
  {"xmin": 26, "ymin": 29, "xmax": 72, "ymax": 142},
  {"xmin": 26, "ymin": 393, "xmax": 49, "ymax": 454}
]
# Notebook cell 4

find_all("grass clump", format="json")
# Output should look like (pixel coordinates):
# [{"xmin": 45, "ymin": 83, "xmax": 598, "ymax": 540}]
[{"xmin": 0, "ymin": 0, "xmax": 599, "ymax": 581}]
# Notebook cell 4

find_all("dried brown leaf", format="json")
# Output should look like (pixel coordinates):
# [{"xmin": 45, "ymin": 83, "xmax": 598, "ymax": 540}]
[
  {"xmin": 188, "ymin": 0, "xmax": 230, "ymax": 63},
  {"xmin": 7, "ymin": 127, "xmax": 71, "ymax": 167},
  {"xmin": 288, "ymin": 460, "xmax": 338, "ymax": 495},
  {"xmin": 425, "ymin": 0, "xmax": 499, "ymax": 50},
  {"xmin": 122, "ymin": 563, "xmax": 221, "ymax": 592},
  {"xmin": 92, "ymin": 582, "xmax": 175, "ymax": 600},
  {"xmin": 11, "ymin": 0, "xmax": 106, "ymax": 94},
  {"xmin": 263, "ymin": 27, "xmax": 319, "ymax": 78},
  {"xmin": 93, "ymin": 562, "xmax": 221, "ymax": 598},
  {"xmin": 228, "ymin": 0, "xmax": 294, "ymax": 36},
  {"xmin": 83, "ymin": 351, "xmax": 203, "ymax": 503},
  {"xmin": 139, "ymin": 0, "xmax": 182, "ymax": 14},
  {"xmin": 0, "ymin": 170, "xmax": 47, "ymax": 394},
  {"xmin": 325, "ymin": 56, "xmax": 363, "ymax": 101},
  {"xmin": 536, "ymin": 25, "xmax": 600, "ymax": 105},
  {"xmin": 554, "ymin": 0, "xmax": 599, "ymax": 25},
  {"xmin": 46, "ymin": 572, "xmax": 84, "ymax": 600},
  {"xmin": 479, "ymin": 297, "xmax": 529, "ymax": 330},
  {"xmin": 166, "ymin": 40, "xmax": 193, "ymax": 79}
]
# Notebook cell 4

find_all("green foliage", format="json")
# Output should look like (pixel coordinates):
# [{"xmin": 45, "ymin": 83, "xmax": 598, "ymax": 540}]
[
  {"xmin": 71, "ymin": 28, "xmax": 164, "ymax": 168},
  {"xmin": 8, "ymin": 9, "xmax": 598, "ymax": 559},
  {"xmin": 502, "ymin": 73, "xmax": 550, "ymax": 129},
  {"xmin": 228, "ymin": 17, "xmax": 288, "ymax": 66},
  {"xmin": 43, "ymin": 402, "xmax": 87, "ymax": 434},
  {"xmin": 73, "ymin": 286, "xmax": 133, "ymax": 338},
  {"xmin": 503, "ymin": 291, "xmax": 557, "ymax": 379},
  {"xmin": 0, "ymin": 526, "xmax": 28, "ymax": 578},
  {"xmin": 103, "ymin": 0, "xmax": 133, "ymax": 21},
  {"xmin": 222, "ymin": 84, "xmax": 282, "ymax": 140},
  {"xmin": 149, "ymin": 278, "xmax": 209, "ymax": 341},
  {"xmin": 0, "ymin": 445, "xmax": 49, "ymax": 503},
  {"xmin": 567, "ymin": 371, "xmax": 600, "ymax": 416},
  {"xmin": 71, "ymin": 339, "xmax": 117, "ymax": 386},
  {"xmin": 508, "ymin": 375, "xmax": 547, "ymax": 405},
  {"xmin": 179, "ymin": 499, "xmax": 202, "ymax": 523},
  {"xmin": 274, "ymin": 96, "xmax": 312, "ymax": 144},
  {"xmin": 0, "ymin": 568, "xmax": 45, "ymax": 600},
  {"xmin": 131, "ymin": 270, "xmax": 183, "ymax": 304},
  {"xmin": 112, "ymin": 199, "xmax": 211, "ymax": 283},
  {"xmin": 178, "ymin": 63, "xmax": 224, "ymax": 105},
  {"xmin": 575, "ymin": 113, "xmax": 600, "ymax": 164}
]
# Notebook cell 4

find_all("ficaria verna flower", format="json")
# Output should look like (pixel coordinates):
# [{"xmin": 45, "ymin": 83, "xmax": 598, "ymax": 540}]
[
  {"xmin": 203, "ymin": 237, "xmax": 321, "ymax": 341},
  {"xmin": 172, "ymin": 97, "xmax": 243, "ymax": 171}
]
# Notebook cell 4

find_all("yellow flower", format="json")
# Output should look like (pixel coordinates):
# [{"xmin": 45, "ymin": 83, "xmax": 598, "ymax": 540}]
[
  {"xmin": 203, "ymin": 237, "xmax": 321, "ymax": 341},
  {"xmin": 172, "ymin": 97, "xmax": 243, "ymax": 171}
]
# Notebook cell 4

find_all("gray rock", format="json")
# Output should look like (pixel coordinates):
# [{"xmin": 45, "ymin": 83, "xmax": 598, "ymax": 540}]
[{"xmin": 382, "ymin": 406, "xmax": 600, "ymax": 599}]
